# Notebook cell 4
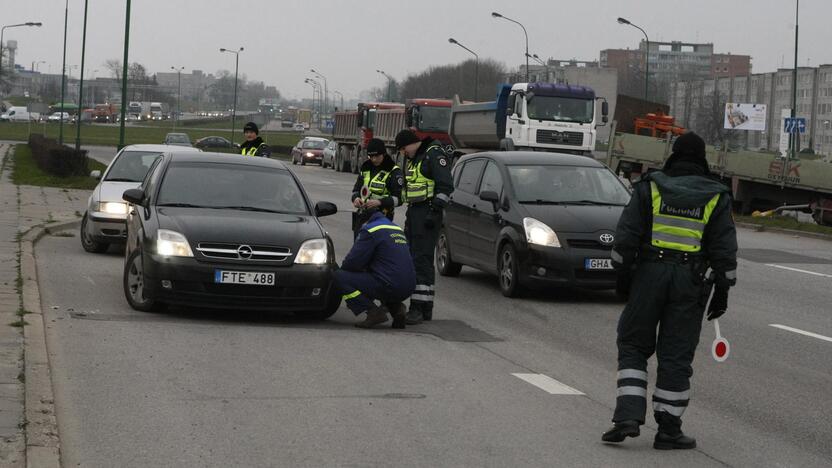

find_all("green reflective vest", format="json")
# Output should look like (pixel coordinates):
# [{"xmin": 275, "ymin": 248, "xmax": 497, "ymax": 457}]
[
  {"xmin": 404, "ymin": 146, "xmax": 440, "ymax": 203},
  {"xmin": 650, "ymin": 181, "xmax": 720, "ymax": 253},
  {"xmin": 241, "ymin": 143, "xmax": 264, "ymax": 156},
  {"xmin": 361, "ymin": 167, "xmax": 398, "ymax": 200}
]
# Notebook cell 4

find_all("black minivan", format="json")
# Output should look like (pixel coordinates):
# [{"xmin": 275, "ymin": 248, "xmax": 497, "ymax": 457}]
[{"xmin": 436, "ymin": 152, "xmax": 631, "ymax": 297}]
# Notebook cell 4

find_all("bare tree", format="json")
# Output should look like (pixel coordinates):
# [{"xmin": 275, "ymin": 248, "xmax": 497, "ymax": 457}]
[
  {"xmin": 398, "ymin": 59, "xmax": 505, "ymax": 102},
  {"xmin": 104, "ymin": 59, "xmax": 121, "ymax": 80}
]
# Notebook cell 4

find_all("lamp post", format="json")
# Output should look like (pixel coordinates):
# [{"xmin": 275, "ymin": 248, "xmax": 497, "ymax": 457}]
[
  {"xmin": 304, "ymin": 79, "xmax": 319, "ymax": 127},
  {"xmin": 170, "ymin": 66, "xmax": 184, "ymax": 131},
  {"xmin": 117, "ymin": 0, "xmax": 131, "ymax": 149},
  {"xmin": 376, "ymin": 69, "xmax": 393, "ymax": 101},
  {"xmin": 821, "ymin": 120, "xmax": 830, "ymax": 161},
  {"xmin": 0, "ymin": 21, "xmax": 42, "ymax": 89},
  {"xmin": 219, "ymin": 47, "xmax": 243, "ymax": 144},
  {"xmin": 306, "ymin": 78, "xmax": 322, "ymax": 127},
  {"xmin": 311, "ymin": 68, "xmax": 328, "ymax": 116},
  {"xmin": 74, "ymin": 0, "xmax": 89, "ymax": 152},
  {"xmin": 790, "ymin": 0, "xmax": 800, "ymax": 160},
  {"xmin": 492, "ymin": 12, "xmax": 529, "ymax": 82},
  {"xmin": 617, "ymin": 17, "xmax": 649, "ymax": 101},
  {"xmin": 333, "ymin": 90, "xmax": 344, "ymax": 111},
  {"xmin": 527, "ymin": 53, "xmax": 550, "ymax": 83},
  {"xmin": 448, "ymin": 37, "xmax": 479, "ymax": 101}
]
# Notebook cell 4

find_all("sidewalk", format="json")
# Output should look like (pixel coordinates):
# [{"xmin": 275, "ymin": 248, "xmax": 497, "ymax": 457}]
[{"xmin": 0, "ymin": 143, "xmax": 89, "ymax": 467}]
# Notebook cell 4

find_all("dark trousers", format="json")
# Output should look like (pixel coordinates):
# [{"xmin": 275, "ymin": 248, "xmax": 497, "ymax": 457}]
[
  {"xmin": 404, "ymin": 203, "xmax": 441, "ymax": 318},
  {"xmin": 613, "ymin": 261, "xmax": 706, "ymax": 425},
  {"xmin": 332, "ymin": 269, "xmax": 411, "ymax": 315}
]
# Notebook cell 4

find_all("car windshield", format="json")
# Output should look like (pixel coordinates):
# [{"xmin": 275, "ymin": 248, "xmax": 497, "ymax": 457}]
[
  {"xmin": 416, "ymin": 106, "xmax": 451, "ymax": 132},
  {"xmin": 105, "ymin": 151, "xmax": 162, "ymax": 182},
  {"xmin": 157, "ymin": 163, "xmax": 308, "ymax": 214},
  {"xmin": 166, "ymin": 134, "xmax": 190, "ymax": 143},
  {"xmin": 526, "ymin": 96, "xmax": 594, "ymax": 123},
  {"xmin": 508, "ymin": 165, "xmax": 630, "ymax": 205},
  {"xmin": 302, "ymin": 140, "xmax": 327, "ymax": 149}
]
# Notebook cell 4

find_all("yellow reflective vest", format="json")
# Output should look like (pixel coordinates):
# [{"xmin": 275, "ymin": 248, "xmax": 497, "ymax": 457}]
[{"xmin": 650, "ymin": 181, "xmax": 720, "ymax": 252}]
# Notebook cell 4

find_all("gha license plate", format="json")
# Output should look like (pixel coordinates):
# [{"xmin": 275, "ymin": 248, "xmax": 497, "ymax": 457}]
[
  {"xmin": 584, "ymin": 258, "xmax": 614, "ymax": 270},
  {"xmin": 214, "ymin": 270, "xmax": 275, "ymax": 286}
]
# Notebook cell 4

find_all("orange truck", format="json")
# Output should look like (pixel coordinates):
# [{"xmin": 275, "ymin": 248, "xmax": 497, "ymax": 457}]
[{"xmin": 93, "ymin": 103, "xmax": 118, "ymax": 123}]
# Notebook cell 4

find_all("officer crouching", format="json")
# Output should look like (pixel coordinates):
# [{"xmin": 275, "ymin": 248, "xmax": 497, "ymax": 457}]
[{"xmin": 332, "ymin": 208, "xmax": 416, "ymax": 329}]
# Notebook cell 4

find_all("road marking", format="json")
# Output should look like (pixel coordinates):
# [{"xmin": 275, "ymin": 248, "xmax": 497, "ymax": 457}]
[
  {"xmin": 770, "ymin": 324, "xmax": 832, "ymax": 344},
  {"xmin": 765, "ymin": 264, "xmax": 832, "ymax": 278},
  {"xmin": 511, "ymin": 373, "xmax": 584, "ymax": 395}
]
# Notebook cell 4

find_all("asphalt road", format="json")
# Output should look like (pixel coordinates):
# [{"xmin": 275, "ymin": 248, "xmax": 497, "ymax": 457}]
[{"xmin": 36, "ymin": 162, "xmax": 832, "ymax": 467}]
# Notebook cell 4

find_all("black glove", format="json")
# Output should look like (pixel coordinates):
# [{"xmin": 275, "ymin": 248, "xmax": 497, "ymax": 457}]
[
  {"xmin": 615, "ymin": 272, "xmax": 632, "ymax": 300},
  {"xmin": 707, "ymin": 286, "xmax": 729, "ymax": 321}
]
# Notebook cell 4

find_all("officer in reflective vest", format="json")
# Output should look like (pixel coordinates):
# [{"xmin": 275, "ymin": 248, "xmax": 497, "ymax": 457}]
[
  {"xmin": 239, "ymin": 122, "xmax": 271, "ymax": 157},
  {"xmin": 394, "ymin": 129, "xmax": 454, "ymax": 325},
  {"xmin": 351, "ymin": 138, "xmax": 404, "ymax": 236},
  {"xmin": 602, "ymin": 132, "xmax": 737, "ymax": 450}
]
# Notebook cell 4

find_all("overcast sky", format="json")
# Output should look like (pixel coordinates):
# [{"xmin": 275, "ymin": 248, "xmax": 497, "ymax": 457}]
[{"xmin": 3, "ymin": 0, "xmax": 830, "ymax": 100}]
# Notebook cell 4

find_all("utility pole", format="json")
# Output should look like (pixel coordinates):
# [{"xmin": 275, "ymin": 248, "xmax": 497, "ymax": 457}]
[
  {"xmin": 74, "ymin": 0, "xmax": 89, "ymax": 152},
  {"xmin": 220, "ymin": 47, "xmax": 243, "ymax": 143},
  {"xmin": 59, "ymin": 0, "xmax": 69, "ymax": 144},
  {"xmin": 493, "ymin": 12, "xmax": 529, "ymax": 82},
  {"xmin": 118, "ymin": 0, "xmax": 132, "ymax": 149},
  {"xmin": 449, "ymin": 38, "xmax": 479, "ymax": 100},
  {"xmin": 170, "ymin": 66, "xmax": 184, "ymax": 131}
]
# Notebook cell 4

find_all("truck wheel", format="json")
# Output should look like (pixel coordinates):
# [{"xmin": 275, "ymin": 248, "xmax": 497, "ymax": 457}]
[{"xmin": 499, "ymin": 139, "xmax": 516, "ymax": 151}]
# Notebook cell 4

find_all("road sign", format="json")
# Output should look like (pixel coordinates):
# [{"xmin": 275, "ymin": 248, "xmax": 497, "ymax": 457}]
[
  {"xmin": 324, "ymin": 119, "xmax": 335, "ymax": 130},
  {"xmin": 784, "ymin": 117, "xmax": 807, "ymax": 134}
]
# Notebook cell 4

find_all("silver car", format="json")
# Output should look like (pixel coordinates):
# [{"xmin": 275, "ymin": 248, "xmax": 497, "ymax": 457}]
[
  {"xmin": 80, "ymin": 144, "xmax": 200, "ymax": 253},
  {"xmin": 322, "ymin": 140, "xmax": 337, "ymax": 169}
]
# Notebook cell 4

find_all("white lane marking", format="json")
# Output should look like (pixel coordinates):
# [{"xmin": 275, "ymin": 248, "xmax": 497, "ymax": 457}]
[
  {"xmin": 765, "ymin": 264, "xmax": 832, "ymax": 279},
  {"xmin": 511, "ymin": 373, "xmax": 584, "ymax": 395},
  {"xmin": 770, "ymin": 324, "xmax": 832, "ymax": 344}
]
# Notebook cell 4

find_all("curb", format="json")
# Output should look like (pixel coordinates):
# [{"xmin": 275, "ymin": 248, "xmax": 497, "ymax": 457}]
[
  {"xmin": 736, "ymin": 221, "xmax": 832, "ymax": 241},
  {"xmin": 20, "ymin": 219, "xmax": 80, "ymax": 468}
]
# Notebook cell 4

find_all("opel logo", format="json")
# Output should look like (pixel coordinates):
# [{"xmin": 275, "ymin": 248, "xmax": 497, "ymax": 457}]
[
  {"xmin": 599, "ymin": 233, "xmax": 615, "ymax": 245},
  {"xmin": 237, "ymin": 245, "xmax": 253, "ymax": 259}
]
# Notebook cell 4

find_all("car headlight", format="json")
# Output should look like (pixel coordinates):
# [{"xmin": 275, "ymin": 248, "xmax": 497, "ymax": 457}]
[
  {"xmin": 294, "ymin": 238, "xmax": 328, "ymax": 264},
  {"xmin": 305, "ymin": 152, "xmax": 314, "ymax": 157},
  {"xmin": 156, "ymin": 229, "xmax": 193, "ymax": 257},
  {"xmin": 98, "ymin": 201, "xmax": 128, "ymax": 215},
  {"xmin": 523, "ymin": 217, "xmax": 561, "ymax": 248}
]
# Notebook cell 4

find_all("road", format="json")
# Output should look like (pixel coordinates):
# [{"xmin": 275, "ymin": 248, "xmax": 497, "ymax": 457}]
[{"xmin": 36, "ymin": 162, "xmax": 832, "ymax": 467}]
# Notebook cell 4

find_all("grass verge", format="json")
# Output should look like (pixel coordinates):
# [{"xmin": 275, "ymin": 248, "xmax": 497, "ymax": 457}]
[
  {"xmin": 735, "ymin": 215, "xmax": 832, "ymax": 236},
  {"xmin": 11, "ymin": 144, "xmax": 105, "ymax": 190}
]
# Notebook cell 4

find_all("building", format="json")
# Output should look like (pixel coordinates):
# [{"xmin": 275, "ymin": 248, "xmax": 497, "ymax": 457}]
[
  {"xmin": 712, "ymin": 53, "xmax": 752, "ymax": 78},
  {"xmin": 154, "ymin": 69, "xmax": 216, "ymax": 105},
  {"xmin": 669, "ymin": 64, "xmax": 832, "ymax": 157}
]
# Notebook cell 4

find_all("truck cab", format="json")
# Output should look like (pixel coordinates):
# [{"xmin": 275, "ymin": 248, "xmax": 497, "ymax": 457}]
[{"xmin": 406, "ymin": 99, "xmax": 453, "ymax": 146}]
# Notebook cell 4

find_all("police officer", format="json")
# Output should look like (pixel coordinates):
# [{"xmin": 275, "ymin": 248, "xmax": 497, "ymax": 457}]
[
  {"xmin": 332, "ymin": 208, "xmax": 416, "ymax": 329},
  {"xmin": 239, "ymin": 122, "xmax": 271, "ymax": 157},
  {"xmin": 351, "ymin": 138, "xmax": 404, "ymax": 235},
  {"xmin": 394, "ymin": 129, "xmax": 454, "ymax": 325},
  {"xmin": 602, "ymin": 132, "xmax": 737, "ymax": 449}
]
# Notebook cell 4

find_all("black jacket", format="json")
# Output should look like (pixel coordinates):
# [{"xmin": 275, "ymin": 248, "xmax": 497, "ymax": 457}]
[
  {"xmin": 406, "ymin": 138, "xmax": 454, "ymax": 209},
  {"xmin": 612, "ymin": 165, "xmax": 738, "ymax": 284},
  {"xmin": 239, "ymin": 137, "xmax": 271, "ymax": 157},
  {"xmin": 351, "ymin": 154, "xmax": 404, "ymax": 210}
]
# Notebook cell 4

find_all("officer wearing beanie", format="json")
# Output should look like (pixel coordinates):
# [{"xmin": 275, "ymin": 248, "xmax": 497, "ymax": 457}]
[
  {"xmin": 395, "ymin": 129, "xmax": 453, "ymax": 325},
  {"xmin": 602, "ymin": 132, "xmax": 737, "ymax": 449},
  {"xmin": 350, "ymin": 138, "xmax": 404, "ymax": 236},
  {"xmin": 239, "ymin": 122, "xmax": 271, "ymax": 157}
]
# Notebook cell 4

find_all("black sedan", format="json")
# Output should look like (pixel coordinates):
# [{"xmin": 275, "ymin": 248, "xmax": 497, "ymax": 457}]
[
  {"xmin": 121, "ymin": 152, "xmax": 341, "ymax": 318},
  {"xmin": 194, "ymin": 136, "xmax": 240, "ymax": 151},
  {"xmin": 436, "ymin": 152, "xmax": 630, "ymax": 297}
]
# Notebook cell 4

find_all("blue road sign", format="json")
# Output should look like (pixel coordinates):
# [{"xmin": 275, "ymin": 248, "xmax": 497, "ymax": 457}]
[{"xmin": 784, "ymin": 117, "xmax": 806, "ymax": 134}]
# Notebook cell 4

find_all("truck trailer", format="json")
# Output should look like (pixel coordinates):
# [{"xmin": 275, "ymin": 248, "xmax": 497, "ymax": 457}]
[{"xmin": 331, "ymin": 102, "xmax": 404, "ymax": 173}]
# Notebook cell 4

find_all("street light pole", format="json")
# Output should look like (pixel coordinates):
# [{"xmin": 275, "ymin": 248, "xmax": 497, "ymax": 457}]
[
  {"xmin": 333, "ymin": 90, "xmax": 344, "ymax": 111},
  {"xmin": 1, "ymin": 22, "xmax": 42, "ymax": 86},
  {"xmin": 790, "ymin": 0, "xmax": 799, "ymax": 160},
  {"xmin": 74, "ymin": 0, "xmax": 89, "ymax": 152},
  {"xmin": 170, "ymin": 66, "xmax": 184, "ymax": 131},
  {"xmin": 220, "ymin": 47, "xmax": 243, "ymax": 143},
  {"xmin": 492, "ymin": 12, "xmax": 529, "ymax": 82},
  {"xmin": 306, "ymin": 78, "xmax": 322, "ymax": 127},
  {"xmin": 304, "ymin": 79, "xmax": 319, "ymax": 127},
  {"xmin": 117, "ymin": 0, "xmax": 131, "ymax": 149},
  {"xmin": 376, "ymin": 70, "xmax": 393, "ymax": 101},
  {"xmin": 311, "ymin": 68, "xmax": 328, "ymax": 117},
  {"xmin": 59, "ymin": 0, "xmax": 69, "ymax": 144},
  {"xmin": 448, "ymin": 38, "xmax": 479, "ymax": 101},
  {"xmin": 617, "ymin": 17, "xmax": 650, "ymax": 101},
  {"xmin": 528, "ymin": 53, "xmax": 550, "ymax": 83}
]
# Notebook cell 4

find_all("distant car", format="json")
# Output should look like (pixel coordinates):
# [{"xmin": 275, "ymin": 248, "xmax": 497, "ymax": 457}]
[
  {"xmin": 121, "ymin": 152, "xmax": 340, "ymax": 317},
  {"xmin": 322, "ymin": 140, "xmax": 337, "ymax": 169},
  {"xmin": 436, "ymin": 151, "xmax": 631, "ymax": 297},
  {"xmin": 293, "ymin": 123, "xmax": 305, "ymax": 132},
  {"xmin": 0, "ymin": 106, "xmax": 38, "ymax": 122},
  {"xmin": 291, "ymin": 137, "xmax": 329, "ymax": 166},
  {"xmin": 164, "ymin": 133, "xmax": 192, "ymax": 147},
  {"xmin": 48, "ymin": 112, "xmax": 71, "ymax": 122},
  {"xmin": 193, "ymin": 136, "xmax": 239, "ymax": 151},
  {"xmin": 80, "ymin": 144, "xmax": 201, "ymax": 253}
]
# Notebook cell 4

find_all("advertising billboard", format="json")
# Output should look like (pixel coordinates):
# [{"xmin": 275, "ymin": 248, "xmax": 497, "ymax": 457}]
[{"xmin": 724, "ymin": 103, "xmax": 767, "ymax": 131}]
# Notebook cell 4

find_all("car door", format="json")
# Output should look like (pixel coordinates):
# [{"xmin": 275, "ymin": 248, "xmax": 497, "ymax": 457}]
[
  {"xmin": 468, "ymin": 160, "xmax": 505, "ymax": 271},
  {"xmin": 444, "ymin": 158, "xmax": 485, "ymax": 264}
]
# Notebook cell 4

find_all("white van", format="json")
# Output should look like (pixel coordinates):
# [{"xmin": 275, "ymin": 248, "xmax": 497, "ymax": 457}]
[{"xmin": 0, "ymin": 106, "xmax": 38, "ymax": 122}]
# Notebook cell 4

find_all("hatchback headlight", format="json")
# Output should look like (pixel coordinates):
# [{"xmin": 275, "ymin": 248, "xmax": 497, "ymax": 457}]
[
  {"xmin": 156, "ymin": 229, "xmax": 193, "ymax": 257},
  {"xmin": 523, "ymin": 217, "xmax": 561, "ymax": 248},
  {"xmin": 98, "ymin": 201, "xmax": 128, "ymax": 215},
  {"xmin": 294, "ymin": 239, "xmax": 328, "ymax": 264},
  {"xmin": 305, "ymin": 152, "xmax": 314, "ymax": 157}
]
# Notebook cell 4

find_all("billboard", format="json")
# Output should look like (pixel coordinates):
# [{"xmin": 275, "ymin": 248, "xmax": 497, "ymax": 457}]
[{"xmin": 724, "ymin": 103, "xmax": 767, "ymax": 131}]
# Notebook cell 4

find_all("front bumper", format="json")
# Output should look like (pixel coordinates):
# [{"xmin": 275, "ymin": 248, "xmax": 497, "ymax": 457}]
[
  {"xmin": 142, "ymin": 253, "xmax": 335, "ymax": 311},
  {"xmin": 302, "ymin": 154, "xmax": 323, "ymax": 163},
  {"xmin": 88, "ymin": 212, "xmax": 127, "ymax": 243},
  {"xmin": 517, "ymin": 244, "xmax": 616, "ymax": 290}
]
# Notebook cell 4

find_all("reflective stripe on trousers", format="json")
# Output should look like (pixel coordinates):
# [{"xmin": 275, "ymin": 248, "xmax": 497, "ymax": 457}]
[{"xmin": 652, "ymin": 387, "xmax": 690, "ymax": 417}]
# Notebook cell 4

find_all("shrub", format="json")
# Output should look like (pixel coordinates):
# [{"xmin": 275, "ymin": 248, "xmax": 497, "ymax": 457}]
[{"xmin": 27, "ymin": 134, "xmax": 89, "ymax": 177}]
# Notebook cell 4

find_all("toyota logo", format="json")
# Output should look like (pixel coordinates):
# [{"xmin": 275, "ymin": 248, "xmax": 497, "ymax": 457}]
[
  {"xmin": 237, "ymin": 245, "xmax": 253, "ymax": 259},
  {"xmin": 599, "ymin": 233, "xmax": 615, "ymax": 245}
]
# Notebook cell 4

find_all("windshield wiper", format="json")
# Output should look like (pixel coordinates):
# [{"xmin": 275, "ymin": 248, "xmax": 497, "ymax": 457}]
[
  {"xmin": 519, "ymin": 199, "xmax": 565, "ymax": 205},
  {"xmin": 105, "ymin": 177, "xmax": 140, "ymax": 182},
  {"xmin": 212, "ymin": 205, "xmax": 285, "ymax": 214},
  {"xmin": 558, "ymin": 200, "xmax": 626, "ymax": 206},
  {"xmin": 157, "ymin": 203, "xmax": 208, "ymax": 208}
]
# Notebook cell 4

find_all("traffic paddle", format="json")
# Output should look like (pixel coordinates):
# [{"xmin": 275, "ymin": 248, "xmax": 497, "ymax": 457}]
[{"xmin": 711, "ymin": 319, "xmax": 730, "ymax": 362}]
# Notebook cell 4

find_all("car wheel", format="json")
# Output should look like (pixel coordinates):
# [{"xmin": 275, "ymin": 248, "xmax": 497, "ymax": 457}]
[
  {"xmin": 302, "ymin": 287, "xmax": 341, "ymax": 320},
  {"xmin": 291, "ymin": 153, "xmax": 297, "ymax": 165},
  {"xmin": 80, "ymin": 213, "xmax": 109, "ymax": 253},
  {"xmin": 436, "ymin": 229, "xmax": 462, "ymax": 277},
  {"xmin": 123, "ymin": 248, "xmax": 163, "ymax": 312},
  {"xmin": 498, "ymin": 243, "xmax": 522, "ymax": 298},
  {"xmin": 300, "ymin": 157, "xmax": 306, "ymax": 166}
]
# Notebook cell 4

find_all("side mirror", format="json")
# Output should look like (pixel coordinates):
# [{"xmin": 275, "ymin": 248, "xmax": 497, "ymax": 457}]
[
  {"xmin": 314, "ymin": 201, "xmax": 338, "ymax": 217},
  {"xmin": 122, "ymin": 188, "xmax": 146, "ymax": 206},
  {"xmin": 601, "ymin": 101, "xmax": 609, "ymax": 117},
  {"xmin": 90, "ymin": 170, "xmax": 101, "ymax": 179},
  {"xmin": 479, "ymin": 190, "xmax": 501, "ymax": 210}
]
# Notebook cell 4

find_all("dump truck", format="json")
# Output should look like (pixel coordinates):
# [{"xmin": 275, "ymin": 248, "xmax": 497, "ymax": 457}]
[
  {"xmin": 606, "ymin": 131, "xmax": 832, "ymax": 225},
  {"xmin": 331, "ymin": 102, "xmax": 404, "ymax": 173},
  {"xmin": 449, "ymin": 82, "xmax": 609, "ymax": 157},
  {"xmin": 372, "ymin": 98, "xmax": 454, "ymax": 167},
  {"xmin": 93, "ymin": 103, "xmax": 118, "ymax": 123}
]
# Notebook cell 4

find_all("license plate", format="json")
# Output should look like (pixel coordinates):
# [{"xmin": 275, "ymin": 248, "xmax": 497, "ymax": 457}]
[
  {"xmin": 584, "ymin": 258, "xmax": 613, "ymax": 270},
  {"xmin": 214, "ymin": 270, "xmax": 275, "ymax": 286}
]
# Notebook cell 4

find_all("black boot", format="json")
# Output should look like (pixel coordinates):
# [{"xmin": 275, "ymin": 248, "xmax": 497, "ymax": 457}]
[
  {"xmin": 653, "ymin": 412, "xmax": 696, "ymax": 450},
  {"xmin": 601, "ymin": 420, "xmax": 640, "ymax": 443},
  {"xmin": 405, "ymin": 307, "xmax": 423, "ymax": 325},
  {"xmin": 387, "ymin": 302, "xmax": 406, "ymax": 329},
  {"xmin": 355, "ymin": 305, "xmax": 389, "ymax": 329},
  {"xmin": 422, "ymin": 309, "xmax": 432, "ymax": 321}
]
